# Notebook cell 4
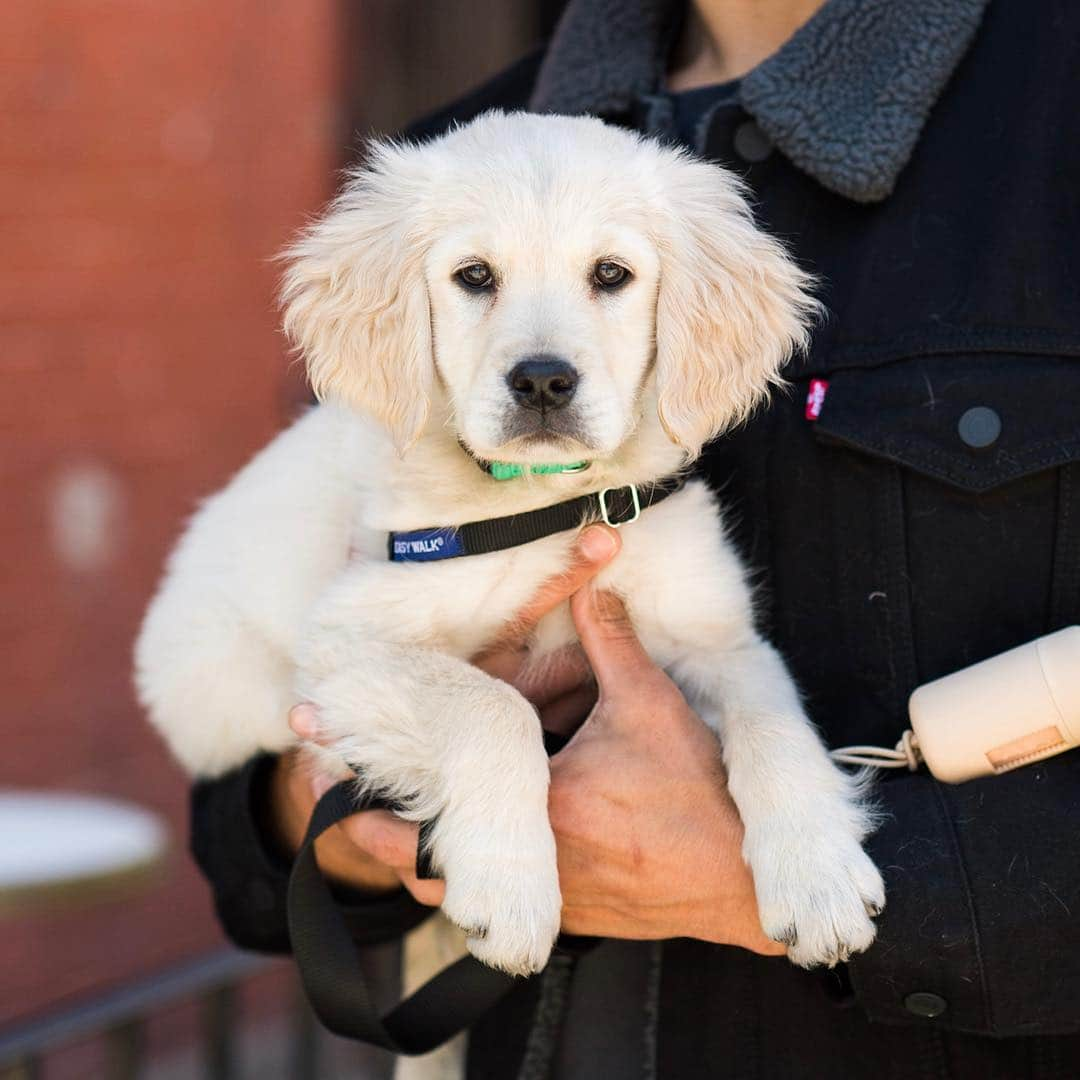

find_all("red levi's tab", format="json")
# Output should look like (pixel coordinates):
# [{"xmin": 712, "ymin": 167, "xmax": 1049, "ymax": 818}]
[{"xmin": 805, "ymin": 378, "xmax": 829, "ymax": 420}]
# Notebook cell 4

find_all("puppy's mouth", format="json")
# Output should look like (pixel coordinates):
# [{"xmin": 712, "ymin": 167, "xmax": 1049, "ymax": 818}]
[
  {"xmin": 507, "ymin": 430, "xmax": 584, "ymax": 452},
  {"xmin": 500, "ymin": 409, "xmax": 593, "ymax": 452}
]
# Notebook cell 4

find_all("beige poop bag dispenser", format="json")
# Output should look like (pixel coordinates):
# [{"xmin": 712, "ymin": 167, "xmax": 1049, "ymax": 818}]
[{"xmin": 830, "ymin": 627, "xmax": 1080, "ymax": 784}]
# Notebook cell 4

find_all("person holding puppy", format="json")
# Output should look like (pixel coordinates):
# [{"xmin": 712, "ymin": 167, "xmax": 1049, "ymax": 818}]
[{"xmin": 189, "ymin": 0, "xmax": 1080, "ymax": 1076}]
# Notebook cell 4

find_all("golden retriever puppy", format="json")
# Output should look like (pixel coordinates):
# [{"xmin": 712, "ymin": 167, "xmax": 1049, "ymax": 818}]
[{"xmin": 135, "ymin": 111, "xmax": 883, "ymax": 976}]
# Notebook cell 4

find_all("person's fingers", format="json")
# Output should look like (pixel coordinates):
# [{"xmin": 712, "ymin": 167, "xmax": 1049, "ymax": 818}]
[
  {"xmin": 291, "ymin": 709, "xmax": 441, "ymax": 898},
  {"xmin": 289, "ymin": 703, "xmax": 320, "ymax": 741},
  {"xmin": 398, "ymin": 871, "xmax": 447, "ymax": 907},
  {"xmin": 570, "ymin": 587, "xmax": 656, "ymax": 696},
  {"xmin": 342, "ymin": 814, "xmax": 445, "ymax": 905},
  {"xmin": 339, "ymin": 810, "xmax": 421, "ymax": 871},
  {"xmin": 309, "ymin": 769, "xmax": 335, "ymax": 803},
  {"xmin": 560, "ymin": 906, "xmax": 637, "ymax": 940},
  {"xmin": 494, "ymin": 525, "xmax": 621, "ymax": 647}
]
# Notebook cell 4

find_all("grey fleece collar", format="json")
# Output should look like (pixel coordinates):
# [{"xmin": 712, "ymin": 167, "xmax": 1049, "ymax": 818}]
[{"xmin": 529, "ymin": 0, "xmax": 990, "ymax": 203}]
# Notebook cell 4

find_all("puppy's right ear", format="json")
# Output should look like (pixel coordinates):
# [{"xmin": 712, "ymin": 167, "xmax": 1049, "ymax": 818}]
[{"xmin": 281, "ymin": 141, "xmax": 432, "ymax": 451}]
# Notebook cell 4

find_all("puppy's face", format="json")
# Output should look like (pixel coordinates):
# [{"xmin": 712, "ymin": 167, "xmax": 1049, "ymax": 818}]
[
  {"xmin": 283, "ymin": 112, "xmax": 817, "ymax": 464},
  {"xmin": 425, "ymin": 207, "xmax": 660, "ymax": 463}
]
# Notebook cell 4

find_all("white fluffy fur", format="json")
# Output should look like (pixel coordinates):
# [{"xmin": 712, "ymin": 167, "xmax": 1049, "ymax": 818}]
[{"xmin": 135, "ymin": 113, "xmax": 882, "ymax": 982}]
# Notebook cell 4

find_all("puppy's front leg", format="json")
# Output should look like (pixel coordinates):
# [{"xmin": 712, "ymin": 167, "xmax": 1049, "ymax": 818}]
[
  {"xmin": 674, "ymin": 639, "xmax": 884, "ymax": 967},
  {"xmin": 295, "ymin": 634, "xmax": 560, "ymax": 976}
]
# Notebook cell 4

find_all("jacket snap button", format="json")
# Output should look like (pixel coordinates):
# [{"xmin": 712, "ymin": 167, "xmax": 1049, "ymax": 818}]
[
  {"xmin": 957, "ymin": 406, "xmax": 1001, "ymax": 449},
  {"xmin": 733, "ymin": 120, "xmax": 773, "ymax": 163},
  {"xmin": 904, "ymin": 991, "xmax": 948, "ymax": 1018}
]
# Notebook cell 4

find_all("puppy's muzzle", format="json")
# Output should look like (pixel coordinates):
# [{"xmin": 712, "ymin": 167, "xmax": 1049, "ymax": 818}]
[{"xmin": 507, "ymin": 355, "xmax": 578, "ymax": 415}]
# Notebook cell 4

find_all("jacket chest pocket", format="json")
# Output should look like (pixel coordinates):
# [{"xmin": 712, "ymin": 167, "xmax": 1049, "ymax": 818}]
[{"xmin": 809, "ymin": 353, "xmax": 1080, "ymax": 736}]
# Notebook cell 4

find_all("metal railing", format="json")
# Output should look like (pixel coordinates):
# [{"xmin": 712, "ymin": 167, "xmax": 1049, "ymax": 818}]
[{"xmin": 0, "ymin": 949, "xmax": 322, "ymax": 1080}]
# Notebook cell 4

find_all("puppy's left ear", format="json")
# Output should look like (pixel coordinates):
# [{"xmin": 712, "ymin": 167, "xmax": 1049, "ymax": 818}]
[{"xmin": 653, "ymin": 154, "xmax": 821, "ymax": 457}]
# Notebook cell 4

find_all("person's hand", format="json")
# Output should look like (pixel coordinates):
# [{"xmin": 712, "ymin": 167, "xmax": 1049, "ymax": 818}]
[
  {"xmin": 469, "ymin": 524, "xmax": 621, "ymax": 734},
  {"xmin": 268, "ymin": 739, "xmax": 436, "ymax": 899},
  {"xmin": 550, "ymin": 587, "xmax": 786, "ymax": 956},
  {"xmin": 266, "ymin": 524, "xmax": 623, "ymax": 900}
]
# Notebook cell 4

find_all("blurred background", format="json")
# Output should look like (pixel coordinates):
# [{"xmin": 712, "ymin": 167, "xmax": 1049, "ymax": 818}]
[{"xmin": 2, "ymin": 2, "xmax": 564, "ymax": 1075}]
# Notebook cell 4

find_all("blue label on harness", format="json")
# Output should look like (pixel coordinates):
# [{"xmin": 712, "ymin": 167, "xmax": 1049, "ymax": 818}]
[{"xmin": 390, "ymin": 527, "xmax": 465, "ymax": 562}]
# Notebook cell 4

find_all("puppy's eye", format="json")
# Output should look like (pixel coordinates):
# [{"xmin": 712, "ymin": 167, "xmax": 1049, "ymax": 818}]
[
  {"xmin": 455, "ymin": 262, "xmax": 494, "ymax": 291},
  {"xmin": 593, "ymin": 261, "xmax": 631, "ymax": 289}
]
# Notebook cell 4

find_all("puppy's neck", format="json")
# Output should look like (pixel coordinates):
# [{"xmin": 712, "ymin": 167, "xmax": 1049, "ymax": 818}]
[{"xmin": 359, "ymin": 403, "xmax": 688, "ymax": 533}]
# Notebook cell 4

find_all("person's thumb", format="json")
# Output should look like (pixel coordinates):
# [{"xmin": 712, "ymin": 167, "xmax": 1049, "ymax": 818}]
[
  {"xmin": 503, "ymin": 525, "xmax": 621, "ymax": 640},
  {"xmin": 570, "ymin": 586, "xmax": 655, "ymax": 699}
]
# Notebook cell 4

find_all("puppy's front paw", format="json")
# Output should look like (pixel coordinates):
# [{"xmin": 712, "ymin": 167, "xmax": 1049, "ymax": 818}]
[
  {"xmin": 749, "ymin": 823, "xmax": 885, "ymax": 969},
  {"xmin": 437, "ymin": 827, "xmax": 562, "ymax": 977}
]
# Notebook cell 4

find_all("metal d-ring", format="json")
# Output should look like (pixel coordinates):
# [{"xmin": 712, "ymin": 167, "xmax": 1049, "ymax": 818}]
[{"xmin": 599, "ymin": 485, "xmax": 641, "ymax": 527}]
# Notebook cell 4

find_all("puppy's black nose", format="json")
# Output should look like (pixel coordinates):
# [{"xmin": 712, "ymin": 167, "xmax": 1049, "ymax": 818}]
[{"xmin": 507, "ymin": 356, "xmax": 579, "ymax": 413}]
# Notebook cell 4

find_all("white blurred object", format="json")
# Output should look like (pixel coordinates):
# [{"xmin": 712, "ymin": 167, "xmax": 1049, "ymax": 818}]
[
  {"xmin": 0, "ymin": 791, "xmax": 167, "ymax": 912},
  {"xmin": 49, "ymin": 462, "xmax": 123, "ymax": 574}
]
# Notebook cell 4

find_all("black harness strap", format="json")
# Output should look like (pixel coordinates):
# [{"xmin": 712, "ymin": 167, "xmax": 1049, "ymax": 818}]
[
  {"xmin": 287, "ymin": 780, "xmax": 523, "ymax": 1054},
  {"xmin": 389, "ymin": 475, "xmax": 686, "ymax": 562}
]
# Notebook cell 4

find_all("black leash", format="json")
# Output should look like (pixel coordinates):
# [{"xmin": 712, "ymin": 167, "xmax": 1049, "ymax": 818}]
[
  {"xmin": 287, "ymin": 780, "xmax": 523, "ymax": 1054},
  {"xmin": 389, "ymin": 475, "xmax": 686, "ymax": 563},
  {"xmin": 287, "ymin": 732, "xmax": 593, "ymax": 1055}
]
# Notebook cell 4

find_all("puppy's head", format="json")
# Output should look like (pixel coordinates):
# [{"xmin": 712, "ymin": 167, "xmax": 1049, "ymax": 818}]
[{"xmin": 282, "ymin": 111, "xmax": 818, "ymax": 462}]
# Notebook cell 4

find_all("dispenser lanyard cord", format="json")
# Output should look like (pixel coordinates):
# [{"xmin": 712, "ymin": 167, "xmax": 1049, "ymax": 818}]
[{"xmin": 829, "ymin": 729, "xmax": 922, "ymax": 771}]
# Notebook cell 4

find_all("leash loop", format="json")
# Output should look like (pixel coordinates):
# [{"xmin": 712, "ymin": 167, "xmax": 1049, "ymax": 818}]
[{"xmin": 286, "ymin": 780, "xmax": 521, "ymax": 1054}]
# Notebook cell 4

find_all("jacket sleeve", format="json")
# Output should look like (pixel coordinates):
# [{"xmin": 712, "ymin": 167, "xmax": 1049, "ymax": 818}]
[
  {"xmin": 847, "ymin": 750, "xmax": 1080, "ymax": 1036},
  {"xmin": 190, "ymin": 755, "xmax": 432, "ymax": 954}
]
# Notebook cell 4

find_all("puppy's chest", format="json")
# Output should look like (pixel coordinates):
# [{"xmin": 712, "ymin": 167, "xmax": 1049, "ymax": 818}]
[
  {"xmin": 344, "ymin": 481, "xmax": 724, "ymax": 663},
  {"xmin": 348, "ymin": 533, "xmax": 583, "ymax": 659}
]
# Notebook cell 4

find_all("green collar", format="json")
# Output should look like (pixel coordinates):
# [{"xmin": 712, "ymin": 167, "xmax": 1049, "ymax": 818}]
[
  {"xmin": 487, "ymin": 460, "xmax": 591, "ymax": 481},
  {"xmin": 457, "ymin": 439, "xmax": 591, "ymax": 480}
]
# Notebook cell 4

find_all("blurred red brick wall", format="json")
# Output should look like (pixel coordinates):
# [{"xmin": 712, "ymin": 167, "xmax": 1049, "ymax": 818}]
[{"xmin": 0, "ymin": 0, "xmax": 341, "ymax": 1023}]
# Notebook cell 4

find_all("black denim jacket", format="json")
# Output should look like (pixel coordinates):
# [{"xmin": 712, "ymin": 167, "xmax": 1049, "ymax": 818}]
[{"xmin": 191, "ymin": 1, "xmax": 1080, "ymax": 1075}]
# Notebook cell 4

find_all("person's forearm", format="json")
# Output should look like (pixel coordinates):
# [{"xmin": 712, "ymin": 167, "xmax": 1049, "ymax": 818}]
[{"xmin": 190, "ymin": 756, "xmax": 295, "ymax": 952}]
